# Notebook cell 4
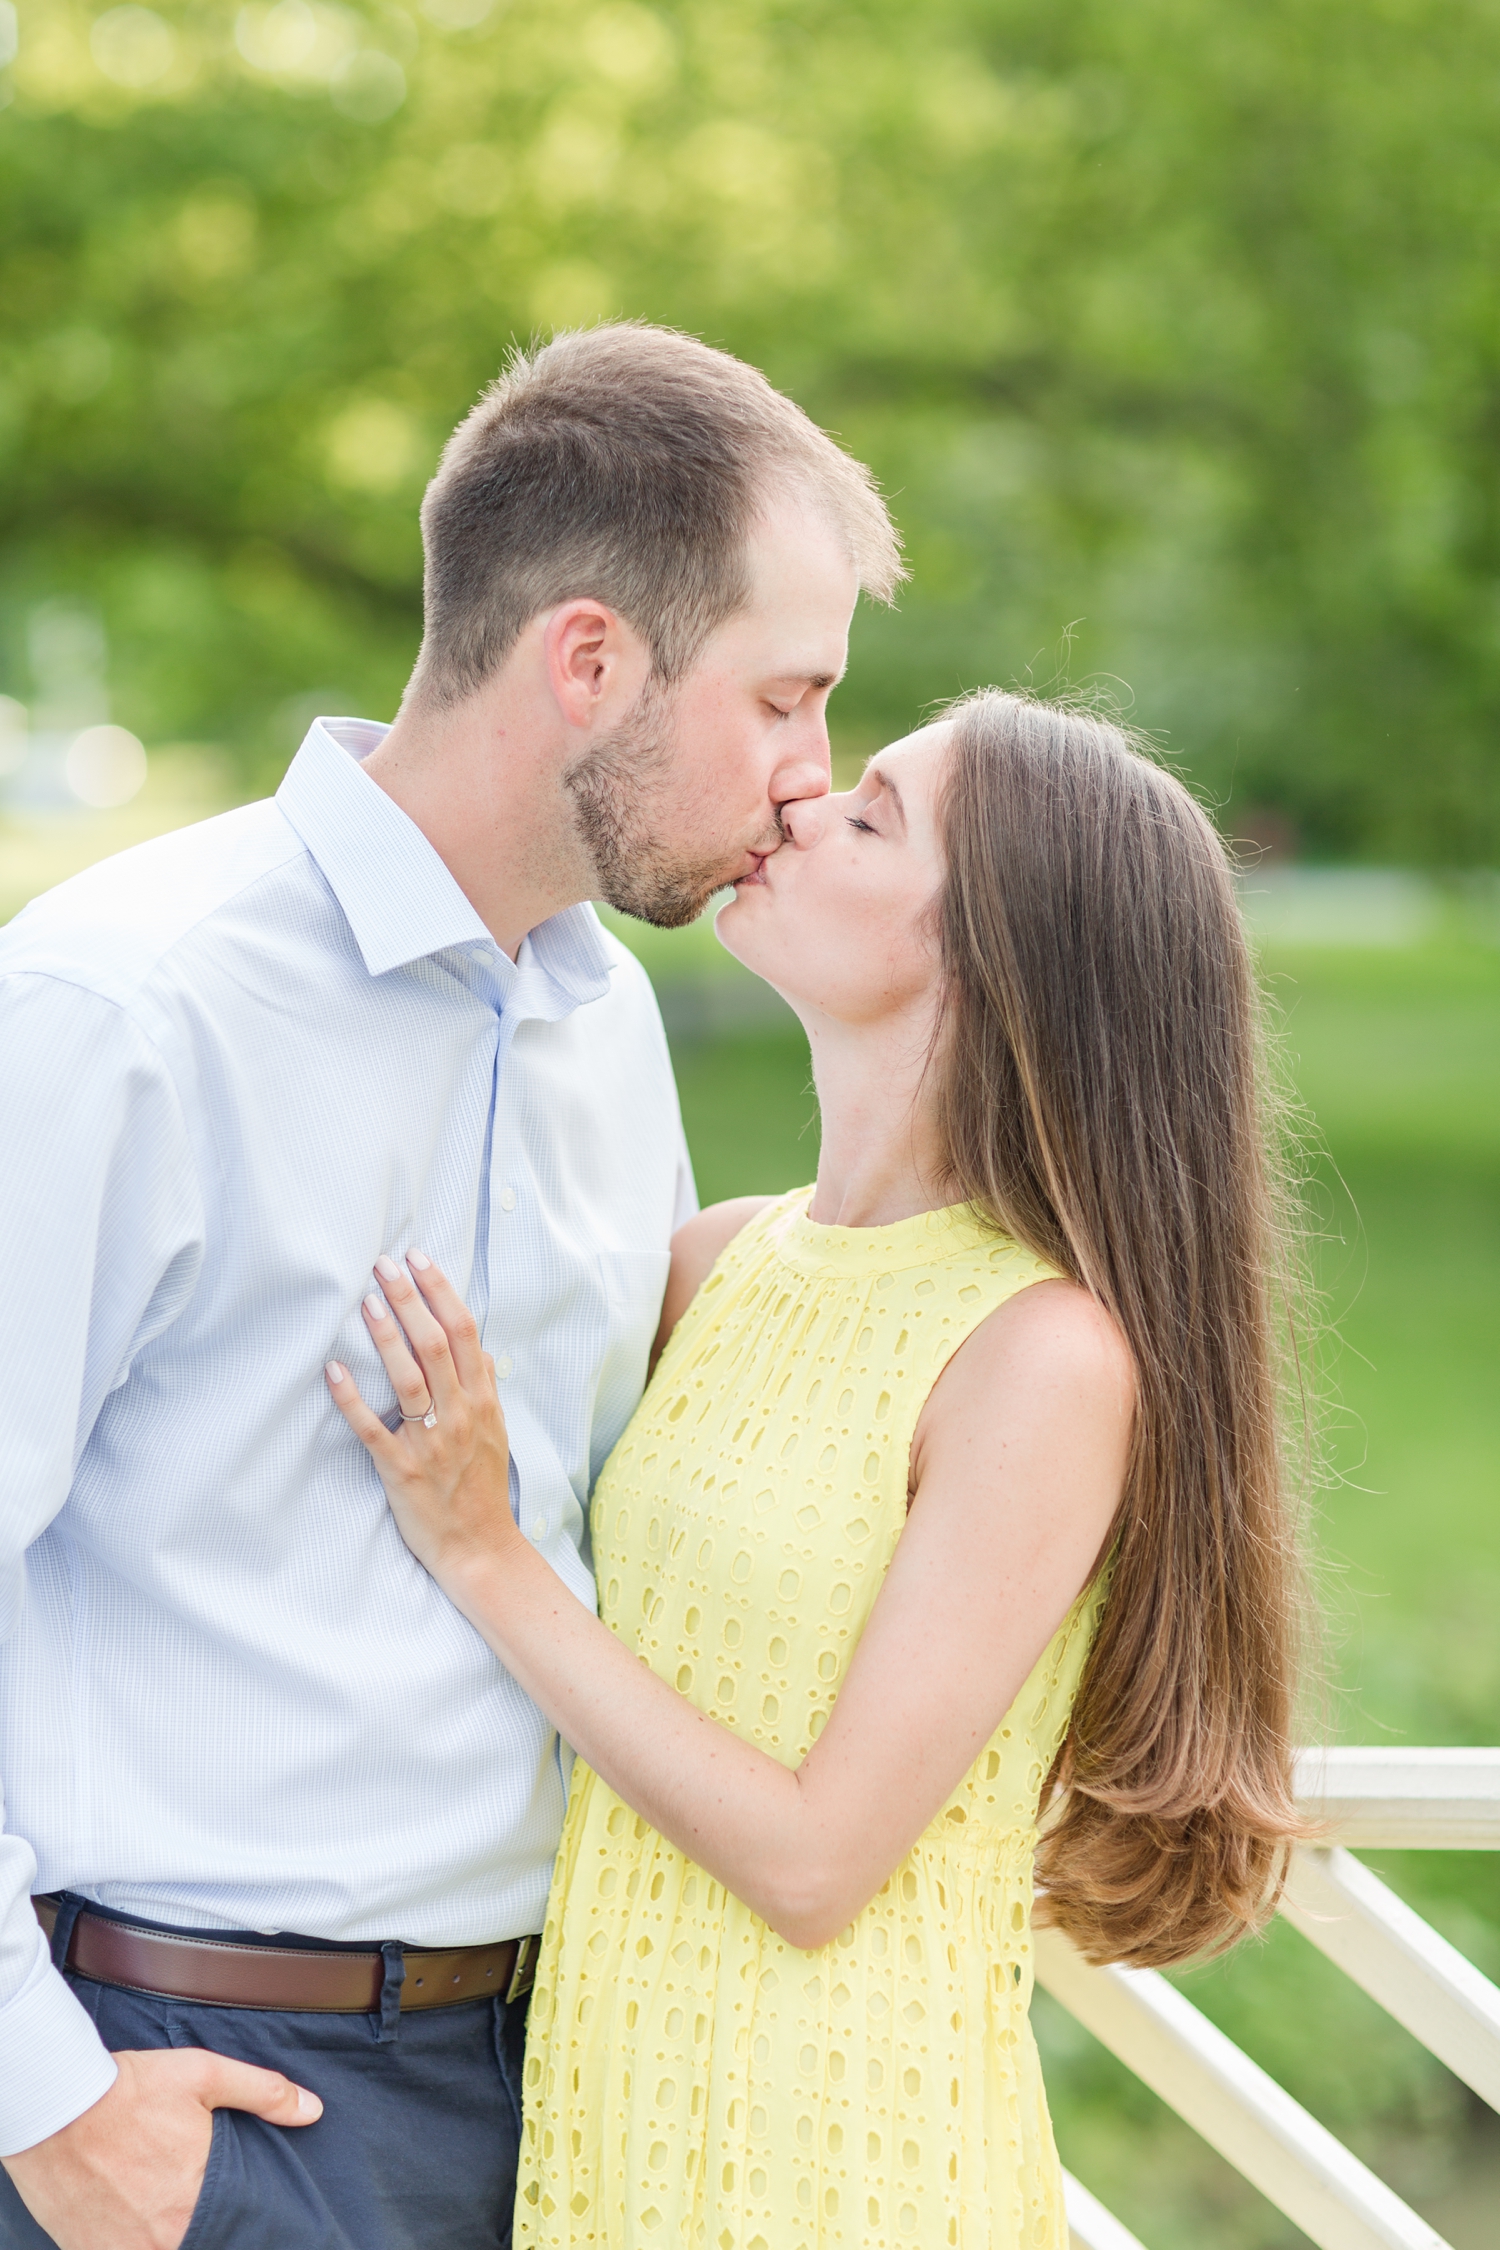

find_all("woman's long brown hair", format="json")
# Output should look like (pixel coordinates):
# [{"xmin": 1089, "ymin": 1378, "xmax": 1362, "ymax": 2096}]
[{"xmin": 934, "ymin": 690, "xmax": 1313, "ymax": 1968}]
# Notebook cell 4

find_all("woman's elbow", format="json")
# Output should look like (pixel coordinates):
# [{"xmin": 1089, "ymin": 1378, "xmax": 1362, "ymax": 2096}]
[
  {"xmin": 759, "ymin": 1866, "xmax": 870, "ymax": 1953},
  {"xmin": 768, "ymin": 1906, "xmax": 850, "ymax": 1953}
]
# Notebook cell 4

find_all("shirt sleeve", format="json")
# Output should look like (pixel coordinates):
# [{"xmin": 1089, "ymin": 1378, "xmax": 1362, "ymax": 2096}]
[
  {"xmin": 0, "ymin": 974, "xmax": 204, "ymax": 2154},
  {"xmin": 671, "ymin": 1110, "xmax": 699, "ymax": 1234}
]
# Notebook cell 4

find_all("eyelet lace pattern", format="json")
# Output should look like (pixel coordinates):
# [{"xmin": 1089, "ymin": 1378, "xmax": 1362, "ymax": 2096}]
[{"xmin": 517, "ymin": 1190, "xmax": 1108, "ymax": 2248}]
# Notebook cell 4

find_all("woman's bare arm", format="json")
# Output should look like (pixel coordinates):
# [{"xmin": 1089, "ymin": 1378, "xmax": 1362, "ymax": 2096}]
[
  {"xmin": 648, "ymin": 1196, "xmax": 773, "ymax": 1375},
  {"xmin": 328, "ymin": 1252, "xmax": 1132, "ymax": 1950}
]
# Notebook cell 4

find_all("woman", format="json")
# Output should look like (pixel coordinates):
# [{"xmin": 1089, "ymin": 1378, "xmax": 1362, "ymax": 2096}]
[{"xmin": 327, "ymin": 690, "xmax": 1309, "ymax": 2248}]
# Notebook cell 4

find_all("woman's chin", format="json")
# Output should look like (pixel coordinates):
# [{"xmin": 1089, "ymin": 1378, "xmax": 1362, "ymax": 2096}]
[
  {"xmin": 713, "ymin": 906, "xmax": 815, "ymax": 1025},
  {"xmin": 713, "ymin": 883, "xmax": 756, "ymax": 953},
  {"xmin": 715, "ymin": 885, "xmax": 787, "ymax": 983}
]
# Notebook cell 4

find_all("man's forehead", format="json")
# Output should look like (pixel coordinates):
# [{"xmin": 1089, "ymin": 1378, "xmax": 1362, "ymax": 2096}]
[
  {"xmin": 743, "ymin": 497, "xmax": 860, "ymax": 607},
  {"xmin": 721, "ymin": 600, "xmax": 848, "ymax": 676}
]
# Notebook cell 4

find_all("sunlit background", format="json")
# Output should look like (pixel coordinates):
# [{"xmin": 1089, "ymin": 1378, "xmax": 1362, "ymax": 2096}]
[{"xmin": 2, "ymin": 2, "xmax": 1498, "ymax": 2240}]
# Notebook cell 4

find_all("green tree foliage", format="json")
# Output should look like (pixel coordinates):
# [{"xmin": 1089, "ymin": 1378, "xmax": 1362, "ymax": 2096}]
[{"xmin": 4, "ymin": 0, "xmax": 1500, "ymax": 856}]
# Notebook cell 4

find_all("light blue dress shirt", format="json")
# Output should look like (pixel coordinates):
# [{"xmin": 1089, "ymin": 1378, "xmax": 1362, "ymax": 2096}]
[{"xmin": 0, "ymin": 718, "xmax": 694, "ymax": 2153}]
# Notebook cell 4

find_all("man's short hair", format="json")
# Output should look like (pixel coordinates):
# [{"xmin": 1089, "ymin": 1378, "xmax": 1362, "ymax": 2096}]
[{"xmin": 410, "ymin": 323, "xmax": 904, "ymax": 706}]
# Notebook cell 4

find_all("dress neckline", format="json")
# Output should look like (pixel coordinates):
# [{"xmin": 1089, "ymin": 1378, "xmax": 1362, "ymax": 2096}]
[{"xmin": 772, "ymin": 1187, "xmax": 1011, "ymax": 1277}]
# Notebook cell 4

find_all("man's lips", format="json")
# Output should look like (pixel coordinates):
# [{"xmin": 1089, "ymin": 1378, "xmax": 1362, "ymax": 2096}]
[{"xmin": 733, "ymin": 849, "xmax": 774, "ymax": 887}]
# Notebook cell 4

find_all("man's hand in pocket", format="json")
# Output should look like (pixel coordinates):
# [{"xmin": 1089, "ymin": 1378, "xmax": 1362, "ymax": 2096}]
[{"xmin": 2, "ymin": 2047, "xmax": 321, "ymax": 2250}]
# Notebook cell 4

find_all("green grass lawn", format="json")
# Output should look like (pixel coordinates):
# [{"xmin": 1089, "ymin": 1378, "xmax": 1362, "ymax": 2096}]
[
  {"xmin": 1271, "ymin": 950, "xmax": 1500, "ymax": 1736},
  {"xmin": 662, "ymin": 939, "xmax": 1500, "ymax": 2250}
]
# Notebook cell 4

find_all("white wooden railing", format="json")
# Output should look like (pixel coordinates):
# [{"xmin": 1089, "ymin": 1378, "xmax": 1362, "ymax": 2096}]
[{"xmin": 1048, "ymin": 1748, "xmax": 1500, "ymax": 2250}]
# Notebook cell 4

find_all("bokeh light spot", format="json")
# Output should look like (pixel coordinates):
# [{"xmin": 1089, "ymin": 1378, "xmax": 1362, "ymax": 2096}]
[
  {"xmin": 65, "ymin": 725, "xmax": 148, "ymax": 809},
  {"xmin": 330, "ymin": 48, "xmax": 405, "ymax": 122},
  {"xmin": 90, "ymin": 6, "xmax": 175, "ymax": 88}
]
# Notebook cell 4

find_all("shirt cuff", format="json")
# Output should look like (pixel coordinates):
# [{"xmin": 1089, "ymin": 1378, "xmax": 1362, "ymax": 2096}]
[{"xmin": 0, "ymin": 1943, "xmax": 118, "ymax": 2157}]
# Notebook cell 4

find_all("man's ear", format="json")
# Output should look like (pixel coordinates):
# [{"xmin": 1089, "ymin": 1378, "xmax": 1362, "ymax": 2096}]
[{"xmin": 542, "ymin": 600, "xmax": 652, "ymax": 731}]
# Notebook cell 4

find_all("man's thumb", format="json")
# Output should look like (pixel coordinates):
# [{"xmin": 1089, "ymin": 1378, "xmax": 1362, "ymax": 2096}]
[{"xmin": 197, "ymin": 2052, "xmax": 323, "ymax": 2127}]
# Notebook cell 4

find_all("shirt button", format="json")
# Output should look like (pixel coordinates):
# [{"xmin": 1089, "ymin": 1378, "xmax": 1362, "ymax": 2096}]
[
  {"xmin": 495, "ymin": 1355, "xmax": 513, "ymax": 1379},
  {"xmin": 499, "ymin": 1186, "xmax": 517, "ymax": 1212},
  {"xmin": 530, "ymin": 1519, "xmax": 546, "ymax": 1540}
]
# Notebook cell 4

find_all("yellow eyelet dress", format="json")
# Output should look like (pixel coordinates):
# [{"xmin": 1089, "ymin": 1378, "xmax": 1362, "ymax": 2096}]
[{"xmin": 516, "ymin": 1191, "xmax": 1108, "ymax": 2250}]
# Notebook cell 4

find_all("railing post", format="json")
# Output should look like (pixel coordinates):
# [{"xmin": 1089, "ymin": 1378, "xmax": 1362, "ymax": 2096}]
[
  {"xmin": 1061, "ymin": 2168, "xmax": 1151, "ymax": 2250},
  {"xmin": 1035, "ymin": 1926, "xmax": 1451, "ymax": 2250},
  {"xmin": 1040, "ymin": 1755, "xmax": 1499, "ymax": 2248},
  {"xmin": 1294, "ymin": 1748, "xmax": 1500, "ymax": 1849},
  {"xmin": 1280, "ymin": 1845, "xmax": 1500, "ymax": 2112}
]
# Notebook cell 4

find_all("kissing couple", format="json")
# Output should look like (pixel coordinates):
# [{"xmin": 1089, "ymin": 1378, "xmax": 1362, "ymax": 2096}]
[{"xmin": 0, "ymin": 324, "xmax": 1307, "ymax": 2250}]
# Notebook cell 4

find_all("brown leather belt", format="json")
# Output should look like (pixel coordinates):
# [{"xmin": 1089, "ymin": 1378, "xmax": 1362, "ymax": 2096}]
[{"xmin": 34, "ymin": 1897, "xmax": 537, "ymax": 2014}]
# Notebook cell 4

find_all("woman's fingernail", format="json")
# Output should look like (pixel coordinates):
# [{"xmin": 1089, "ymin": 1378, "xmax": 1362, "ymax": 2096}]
[
  {"xmin": 326, "ymin": 1362, "xmax": 347, "ymax": 1384},
  {"xmin": 363, "ymin": 1293, "xmax": 386, "ymax": 1321},
  {"xmin": 295, "ymin": 2087, "xmax": 323, "ymax": 2120},
  {"xmin": 407, "ymin": 1248, "xmax": 432, "ymax": 1271},
  {"xmin": 374, "ymin": 1254, "xmax": 400, "ymax": 1282}
]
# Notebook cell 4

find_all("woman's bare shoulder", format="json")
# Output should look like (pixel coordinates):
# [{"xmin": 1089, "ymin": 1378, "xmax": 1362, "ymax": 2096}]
[
  {"xmin": 911, "ymin": 1274, "xmax": 1136, "ymax": 1491},
  {"xmin": 649, "ymin": 1196, "xmax": 778, "ymax": 1372},
  {"xmin": 673, "ymin": 1195, "xmax": 779, "ymax": 1284}
]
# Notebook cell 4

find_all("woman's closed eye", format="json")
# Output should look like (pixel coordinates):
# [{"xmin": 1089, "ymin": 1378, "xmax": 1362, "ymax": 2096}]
[{"xmin": 844, "ymin": 813, "xmax": 877, "ymax": 835}]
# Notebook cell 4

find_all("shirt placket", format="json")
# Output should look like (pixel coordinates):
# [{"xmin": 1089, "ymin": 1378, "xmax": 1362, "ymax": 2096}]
[{"xmin": 466, "ymin": 944, "xmax": 554, "ymax": 1551}]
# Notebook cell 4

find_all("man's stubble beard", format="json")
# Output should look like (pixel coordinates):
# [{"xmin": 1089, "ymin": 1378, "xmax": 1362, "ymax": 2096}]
[{"xmin": 563, "ymin": 680, "xmax": 774, "ymax": 930}]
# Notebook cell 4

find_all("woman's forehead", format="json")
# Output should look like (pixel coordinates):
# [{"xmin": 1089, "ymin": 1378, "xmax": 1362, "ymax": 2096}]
[
  {"xmin": 867, "ymin": 719, "xmax": 953, "ymax": 790},
  {"xmin": 883, "ymin": 718, "xmax": 951, "ymax": 759}
]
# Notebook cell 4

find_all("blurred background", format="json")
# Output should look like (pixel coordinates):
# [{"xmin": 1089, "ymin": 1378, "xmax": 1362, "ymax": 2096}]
[{"xmin": 1, "ymin": 1, "xmax": 1497, "ymax": 2240}]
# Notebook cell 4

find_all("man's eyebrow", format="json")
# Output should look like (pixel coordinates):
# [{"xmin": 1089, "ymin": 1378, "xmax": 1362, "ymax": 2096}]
[{"xmin": 769, "ymin": 666, "xmax": 845, "ymax": 691}]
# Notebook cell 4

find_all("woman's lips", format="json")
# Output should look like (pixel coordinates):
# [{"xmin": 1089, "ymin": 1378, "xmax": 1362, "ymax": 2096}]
[{"xmin": 734, "ymin": 852, "xmax": 771, "ymax": 887}]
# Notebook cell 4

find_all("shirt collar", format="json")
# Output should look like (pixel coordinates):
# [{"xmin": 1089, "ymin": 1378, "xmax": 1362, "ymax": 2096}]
[{"xmin": 275, "ymin": 719, "xmax": 614, "ymax": 1009}]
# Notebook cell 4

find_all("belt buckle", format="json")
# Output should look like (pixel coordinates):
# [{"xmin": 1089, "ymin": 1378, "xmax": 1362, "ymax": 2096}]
[{"xmin": 504, "ymin": 1934, "xmax": 537, "ymax": 2005}]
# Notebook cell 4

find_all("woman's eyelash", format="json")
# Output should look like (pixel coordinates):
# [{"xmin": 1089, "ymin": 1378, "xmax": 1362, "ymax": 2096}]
[{"xmin": 845, "ymin": 814, "xmax": 876, "ymax": 835}]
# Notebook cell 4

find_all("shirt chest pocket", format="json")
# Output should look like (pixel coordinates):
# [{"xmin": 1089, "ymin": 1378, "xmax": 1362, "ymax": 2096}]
[{"xmin": 589, "ymin": 1249, "xmax": 672, "ymax": 1486}]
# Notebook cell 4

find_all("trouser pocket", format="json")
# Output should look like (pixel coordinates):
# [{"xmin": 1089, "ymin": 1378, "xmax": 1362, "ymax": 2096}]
[
  {"xmin": 61, "ymin": 1973, "xmax": 518, "ymax": 2248},
  {"xmin": 178, "ymin": 2106, "xmax": 353, "ymax": 2250},
  {"xmin": 178, "ymin": 2109, "xmax": 232, "ymax": 2250}
]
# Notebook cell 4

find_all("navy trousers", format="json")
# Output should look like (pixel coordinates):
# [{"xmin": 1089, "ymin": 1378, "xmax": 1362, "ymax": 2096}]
[{"xmin": 0, "ymin": 1905, "xmax": 528, "ymax": 2250}]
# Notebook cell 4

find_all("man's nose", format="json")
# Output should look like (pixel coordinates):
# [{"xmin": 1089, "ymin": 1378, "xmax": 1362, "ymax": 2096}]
[
  {"xmin": 778, "ymin": 795, "xmax": 826, "ymax": 848},
  {"xmin": 769, "ymin": 711, "xmax": 833, "ymax": 814}
]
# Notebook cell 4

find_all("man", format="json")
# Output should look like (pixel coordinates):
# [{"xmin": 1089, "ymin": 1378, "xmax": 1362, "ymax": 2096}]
[{"xmin": 0, "ymin": 323, "xmax": 902, "ymax": 2249}]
